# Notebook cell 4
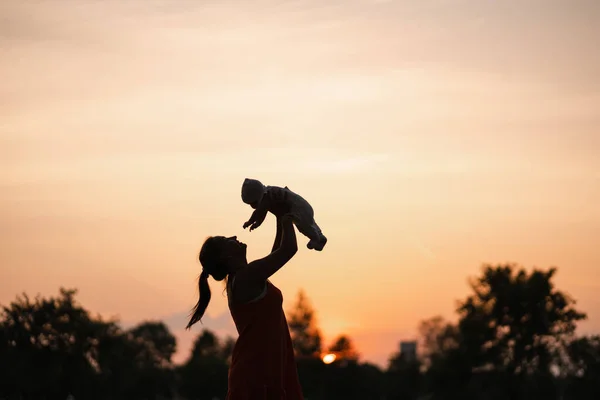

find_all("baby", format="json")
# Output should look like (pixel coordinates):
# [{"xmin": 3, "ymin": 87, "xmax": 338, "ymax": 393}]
[{"xmin": 241, "ymin": 178, "xmax": 327, "ymax": 251}]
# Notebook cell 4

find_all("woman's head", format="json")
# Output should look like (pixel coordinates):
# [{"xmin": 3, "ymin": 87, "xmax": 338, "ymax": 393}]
[{"xmin": 185, "ymin": 235, "xmax": 247, "ymax": 329}]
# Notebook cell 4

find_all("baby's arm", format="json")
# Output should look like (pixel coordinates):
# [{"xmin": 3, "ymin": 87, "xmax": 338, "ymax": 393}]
[
  {"xmin": 242, "ymin": 186, "xmax": 289, "ymax": 230},
  {"xmin": 247, "ymin": 202, "xmax": 269, "ymax": 231},
  {"xmin": 242, "ymin": 208, "xmax": 259, "ymax": 229}
]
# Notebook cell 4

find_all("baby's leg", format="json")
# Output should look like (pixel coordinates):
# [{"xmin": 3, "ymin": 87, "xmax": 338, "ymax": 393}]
[
  {"xmin": 291, "ymin": 204, "xmax": 327, "ymax": 251},
  {"xmin": 307, "ymin": 220, "xmax": 327, "ymax": 251}
]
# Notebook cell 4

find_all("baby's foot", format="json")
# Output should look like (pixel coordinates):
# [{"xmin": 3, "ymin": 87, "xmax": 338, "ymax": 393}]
[
  {"xmin": 308, "ymin": 236, "xmax": 327, "ymax": 251},
  {"xmin": 315, "ymin": 236, "xmax": 327, "ymax": 251}
]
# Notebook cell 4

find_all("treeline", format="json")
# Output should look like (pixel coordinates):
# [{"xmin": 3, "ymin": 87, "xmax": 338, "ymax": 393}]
[{"xmin": 1, "ymin": 263, "xmax": 600, "ymax": 399}]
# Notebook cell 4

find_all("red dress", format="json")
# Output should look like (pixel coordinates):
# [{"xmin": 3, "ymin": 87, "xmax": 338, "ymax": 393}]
[{"xmin": 226, "ymin": 280, "xmax": 304, "ymax": 400}]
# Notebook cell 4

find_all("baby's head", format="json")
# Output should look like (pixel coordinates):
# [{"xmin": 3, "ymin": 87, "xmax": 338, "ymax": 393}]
[{"xmin": 241, "ymin": 178, "xmax": 265, "ymax": 209}]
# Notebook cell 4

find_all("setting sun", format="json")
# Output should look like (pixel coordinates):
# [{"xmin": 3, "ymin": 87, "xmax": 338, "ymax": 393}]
[{"xmin": 322, "ymin": 353, "xmax": 337, "ymax": 364}]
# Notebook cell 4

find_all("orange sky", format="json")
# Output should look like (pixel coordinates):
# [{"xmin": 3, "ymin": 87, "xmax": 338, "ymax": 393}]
[{"xmin": 1, "ymin": 0, "xmax": 599, "ymax": 367}]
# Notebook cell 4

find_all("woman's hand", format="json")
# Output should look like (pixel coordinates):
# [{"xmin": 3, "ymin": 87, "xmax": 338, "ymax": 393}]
[
  {"xmin": 281, "ymin": 213, "xmax": 295, "ymax": 224},
  {"xmin": 268, "ymin": 187, "xmax": 291, "ymax": 217}
]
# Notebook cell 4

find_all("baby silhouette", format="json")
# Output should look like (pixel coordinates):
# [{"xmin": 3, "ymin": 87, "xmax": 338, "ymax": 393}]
[{"xmin": 241, "ymin": 178, "xmax": 327, "ymax": 251}]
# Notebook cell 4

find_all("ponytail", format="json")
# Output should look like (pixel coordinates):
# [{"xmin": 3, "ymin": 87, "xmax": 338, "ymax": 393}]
[{"xmin": 186, "ymin": 270, "xmax": 211, "ymax": 329}]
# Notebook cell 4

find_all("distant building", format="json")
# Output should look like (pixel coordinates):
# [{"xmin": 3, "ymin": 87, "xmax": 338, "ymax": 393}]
[{"xmin": 400, "ymin": 341, "xmax": 417, "ymax": 362}]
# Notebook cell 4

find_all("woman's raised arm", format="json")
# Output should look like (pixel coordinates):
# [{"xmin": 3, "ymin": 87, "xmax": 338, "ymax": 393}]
[
  {"xmin": 271, "ymin": 216, "xmax": 284, "ymax": 253},
  {"xmin": 246, "ymin": 215, "xmax": 298, "ymax": 283}
]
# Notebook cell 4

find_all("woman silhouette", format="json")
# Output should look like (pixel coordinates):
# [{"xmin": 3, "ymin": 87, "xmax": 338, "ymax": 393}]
[{"xmin": 186, "ymin": 208, "xmax": 304, "ymax": 399}]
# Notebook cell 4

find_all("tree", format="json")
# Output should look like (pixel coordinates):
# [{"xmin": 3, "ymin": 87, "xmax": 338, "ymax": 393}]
[
  {"xmin": 177, "ymin": 329, "xmax": 230, "ymax": 400},
  {"xmin": 124, "ymin": 321, "xmax": 178, "ymax": 399},
  {"xmin": 286, "ymin": 290, "xmax": 323, "ymax": 398},
  {"xmin": 287, "ymin": 289, "xmax": 322, "ymax": 358},
  {"xmin": 416, "ymin": 317, "xmax": 468, "ymax": 399},
  {"xmin": 419, "ymin": 263, "xmax": 589, "ymax": 399},
  {"xmin": 457, "ymin": 264, "xmax": 586, "ymax": 377},
  {"xmin": 95, "ymin": 325, "xmax": 149, "ymax": 399},
  {"xmin": 0, "ymin": 288, "xmax": 179, "ymax": 400},
  {"xmin": 563, "ymin": 335, "xmax": 600, "ymax": 399},
  {"xmin": 385, "ymin": 336, "xmax": 426, "ymax": 400},
  {"xmin": 220, "ymin": 335, "xmax": 236, "ymax": 365},
  {"xmin": 129, "ymin": 321, "xmax": 176, "ymax": 367},
  {"xmin": 418, "ymin": 316, "xmax": 460, "ymax": 370},
  {"xmin": 386, "ymin": 350, "xmax": 422, "ymax": 400},
  {"xmin": 0, "ymin": 288, "xmax": 111, "ymax": 399},
  {"xmin": 328, "ymin": 334, "xmax": 359, "ymax": 362}
]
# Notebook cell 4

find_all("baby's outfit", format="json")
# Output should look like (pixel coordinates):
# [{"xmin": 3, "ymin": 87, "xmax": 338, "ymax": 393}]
[{"xmin": 242, "ymin": 178, "xmax": 327, "ymax": 251}]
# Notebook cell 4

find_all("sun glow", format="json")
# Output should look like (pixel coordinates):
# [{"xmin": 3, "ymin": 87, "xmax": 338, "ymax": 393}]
[{"xmin": 322, "ymin": 353, "xmax": 337, "ymax": 364}]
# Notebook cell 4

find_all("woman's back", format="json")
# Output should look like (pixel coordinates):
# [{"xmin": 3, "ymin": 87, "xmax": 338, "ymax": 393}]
[{"xmin": 226, "ymin": 280, "xmax": 303, "ymax": 400}]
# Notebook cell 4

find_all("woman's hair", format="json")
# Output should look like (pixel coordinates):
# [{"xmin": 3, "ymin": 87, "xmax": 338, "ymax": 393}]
[{"xmin": 186, "ymin": 236, "xmax": 230, "ymax": 329}]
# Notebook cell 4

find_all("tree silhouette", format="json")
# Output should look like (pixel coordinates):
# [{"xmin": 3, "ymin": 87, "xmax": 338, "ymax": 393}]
[
  {"xmin": 177, "ymin": 329, "xmax": 229, "ymax": 400},
  {"xmin": 420, "ymin": 263, "xmax": 589, "ymax": 399},
  {"xmin": 129, "ymin": 321, "xmax": 177, "ymax": 367},
  {"xmin": 416, "ymin": 316, "xmax": 468, "ymax": 399},
  {"xmin": 418, "ymin": 316, "xmax": 460, "ymax": 370},
  {"xmin": 220, "ymin": 335, "xmax": 236, "ymax": 365},
  {"xmin": 563, "ymin": 335, "xmax": 600, "ymax": 399},
  {"xmin": 123, "ymin": 321, "xmax": 178, "ymax": 399},
  {"xmin": 386, "ymin": 350, "xmax": 422, "ymax": 400},
  {"xmin": 0, "ymin": 288, "xmax": 113, "ymax": 399},
  {"xmin": 328, "ymin": 334, "xmax": 360, "ymax": 363},
  {"xmin": 287, "ymin": 289, "xmax": 322, "ymax": 358},
  {"xmin": 0, "ymin": 288, "xmax": 178, "ymax": 400},
  {"xmin": 457, "ymin": 264, "xmax": 586, "ymax": 377}
]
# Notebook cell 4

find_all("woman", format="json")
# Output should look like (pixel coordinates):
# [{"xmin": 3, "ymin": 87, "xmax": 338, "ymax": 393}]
[{"xmin": 186, "ymin": 211, "xmax": 304, "ymax": 400}]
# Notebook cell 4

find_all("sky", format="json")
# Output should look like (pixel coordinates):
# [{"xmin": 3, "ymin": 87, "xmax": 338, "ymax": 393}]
[{"xmin": 1, "ymin": 0, "xmax": 599, "ymax": 367}]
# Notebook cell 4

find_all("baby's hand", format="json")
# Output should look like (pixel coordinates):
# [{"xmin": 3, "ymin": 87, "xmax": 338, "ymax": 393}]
[
  {"xmin": 249, "ymin": 219, "xmax": 264, "ymax": 231},
  {"xmin": 243, "ymin": 220, "xmax": 252, "ymax": 229}
]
